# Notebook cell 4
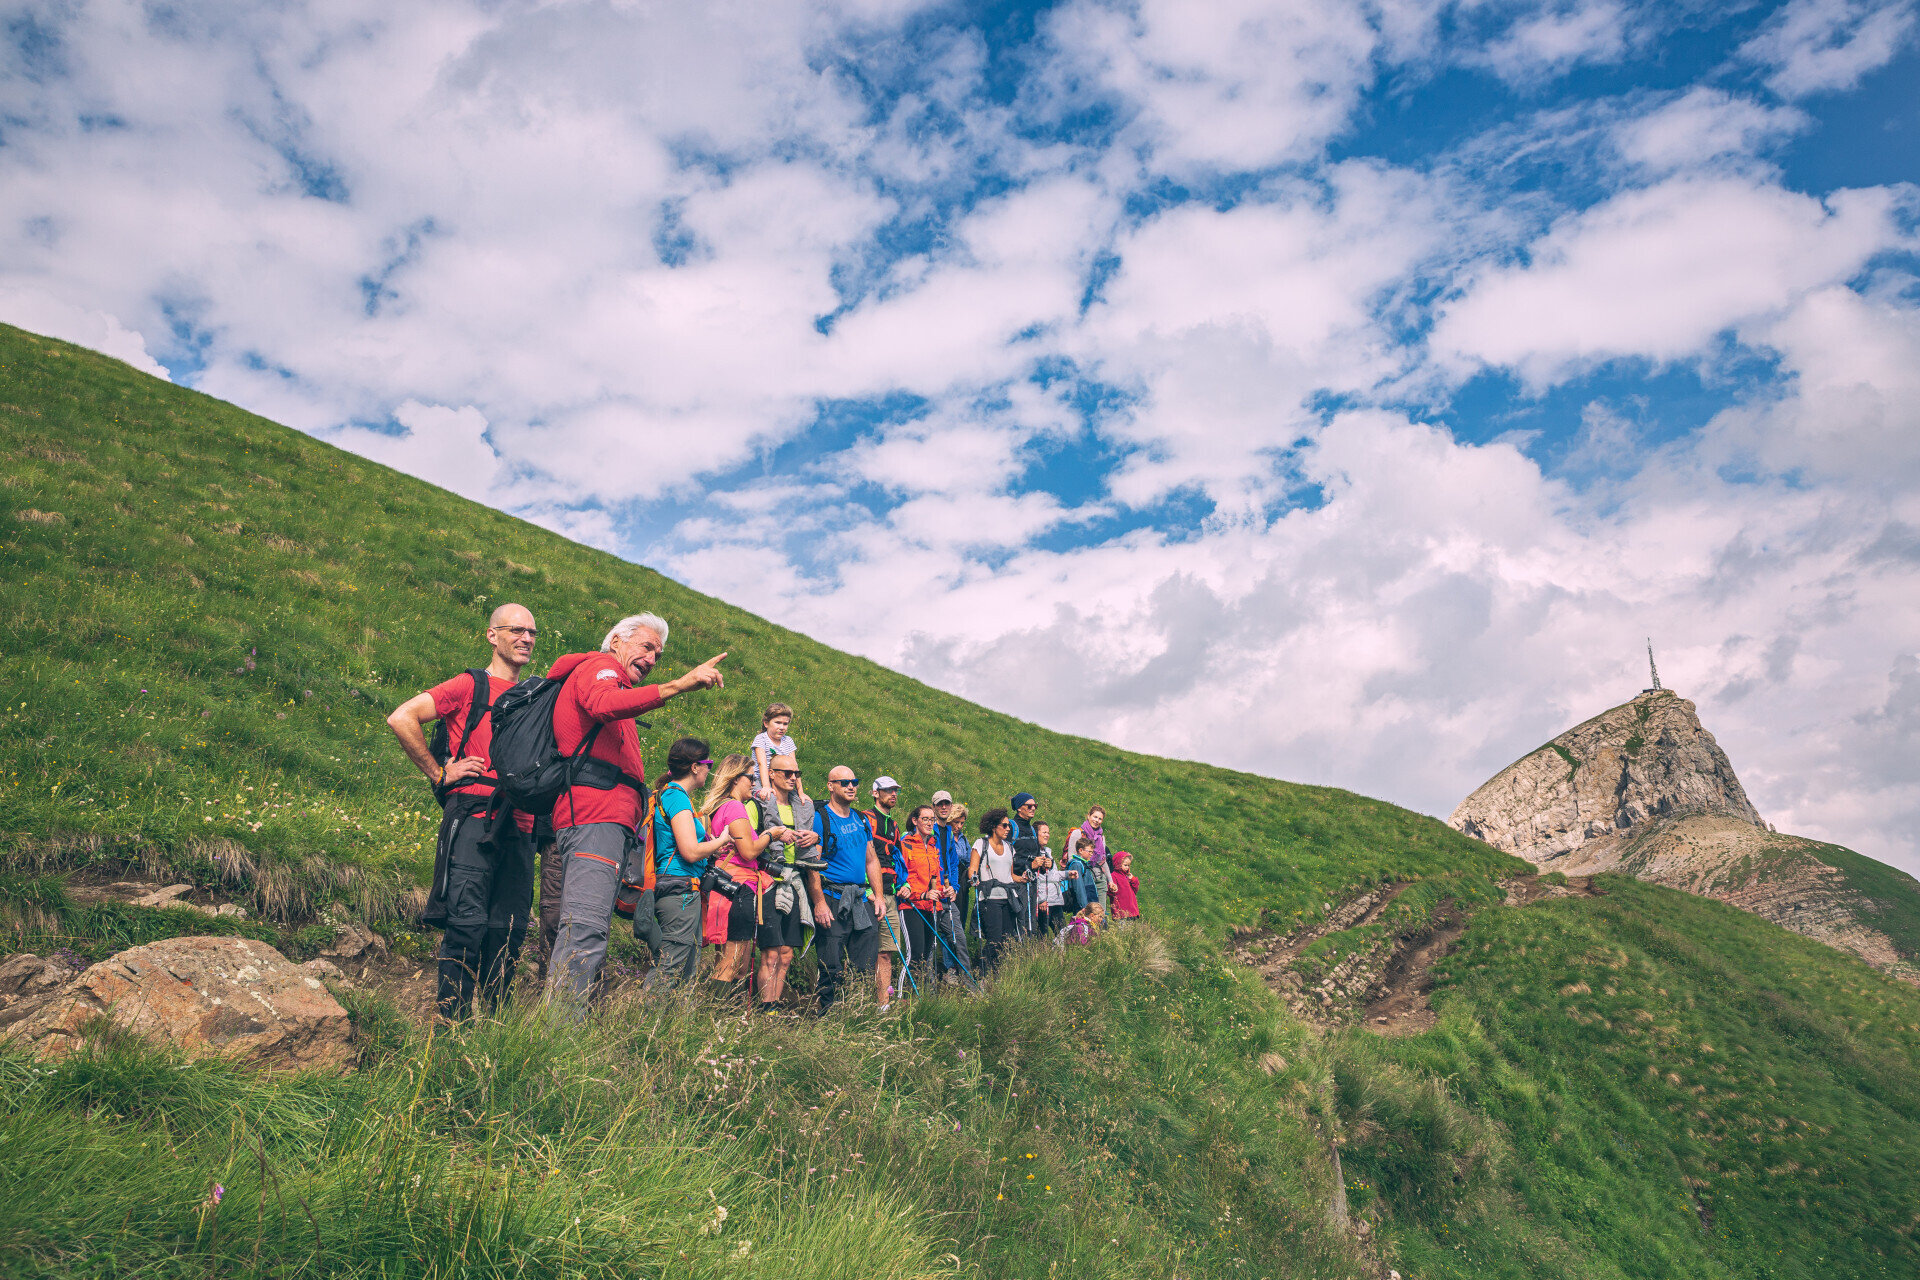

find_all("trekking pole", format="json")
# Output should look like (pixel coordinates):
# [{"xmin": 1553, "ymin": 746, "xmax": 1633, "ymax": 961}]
[
  {"xmin": 881, "ymin": 904, "xmax": 918, "ymax": 998},
  {"xmin": 915, "ymin": 904, "xmax": 982, "ymax": 992}
]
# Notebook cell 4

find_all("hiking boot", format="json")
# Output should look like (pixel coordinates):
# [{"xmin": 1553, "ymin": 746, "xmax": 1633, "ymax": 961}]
[{"xmin": 789, "ymin": 849, "xmax": 827, "ymax": 871}]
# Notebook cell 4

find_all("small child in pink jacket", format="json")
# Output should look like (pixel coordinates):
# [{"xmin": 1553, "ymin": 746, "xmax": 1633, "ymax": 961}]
[{"xmin": 1108, "ymin": 851, "xmax": 1141, "ymax": 920}]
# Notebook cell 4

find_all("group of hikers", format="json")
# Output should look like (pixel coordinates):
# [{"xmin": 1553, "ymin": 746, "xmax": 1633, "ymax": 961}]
[{"xmin": 388, "ymin": 603, "xmax": 1143, "ymax": 1021}]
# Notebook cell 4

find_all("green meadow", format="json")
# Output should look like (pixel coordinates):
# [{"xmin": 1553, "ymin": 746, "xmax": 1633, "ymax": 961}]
[{"xmin": 4, "ymin": 323, "xmax": 1920, "ymax": 1278}]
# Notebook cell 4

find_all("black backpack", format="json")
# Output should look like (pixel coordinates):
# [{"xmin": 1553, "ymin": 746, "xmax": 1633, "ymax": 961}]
[
  {"xmin": 486, "ymin": 673, "xmax": 649, "ymax": 821},
  {"xmin": 429, "ymin": 669, "xmax": 490, "ymax": 806}
]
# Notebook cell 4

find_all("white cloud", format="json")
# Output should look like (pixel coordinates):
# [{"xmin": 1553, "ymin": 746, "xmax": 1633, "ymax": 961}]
[
  {"xmin": 326, "ymin": 401, "xmax": 501, "ymax": 501},
  {"xmin": 1483, "ymin": 0, "xmax": 1634, "ymax": 83},
  {"xmin": 1041, "ymin": 0, "xmax": 1378, "ymax": 175},
  {"xmin": 1741, "ymin": 0, "xmax": 1918, "ymax": 98},
  {"xmin": 1613, "ymin": 88, "xmax": 1808, "ymax": 174},
  {"xmin": 1432, "ymin": 176, "xmax": 1906, "ymax": 388},
  {"xmin": 1718, "ymin": 279, "xmax": 1920, "ymax": 488},
  {"xmin": 0, "ymin": 286, "xmax": 169, "ymax": 379}
]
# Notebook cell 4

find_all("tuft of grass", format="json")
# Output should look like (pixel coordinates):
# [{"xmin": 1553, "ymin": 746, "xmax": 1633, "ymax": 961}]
[{"xmin": 1549, "ymin": 743, "xmax": 1578, "ymax": 779}]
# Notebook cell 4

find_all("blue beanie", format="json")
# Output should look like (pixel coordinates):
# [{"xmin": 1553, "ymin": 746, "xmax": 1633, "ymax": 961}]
[{"xmin": 1011, "ymin": 792, "xmax": 1036, "ymax": 808}]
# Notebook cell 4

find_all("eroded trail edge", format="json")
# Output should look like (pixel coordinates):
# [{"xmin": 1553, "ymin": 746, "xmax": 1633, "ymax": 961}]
[{"xmin": 1234, "ymin": 875, "xmax": 1605, "ymax": 1036}]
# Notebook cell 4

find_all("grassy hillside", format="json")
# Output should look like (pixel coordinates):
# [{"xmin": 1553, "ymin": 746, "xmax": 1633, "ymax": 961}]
[
  {"xmin": 0, "ymin": 321, "xmax": 1515, "ymax": 937},
  {"xmin": 1382, "ymin": 876, "xmax": 1920, "ymax": 1279},
  {"xmin": 6, "ymin": 324, "xmax": 1920, "ymax": 1280}
]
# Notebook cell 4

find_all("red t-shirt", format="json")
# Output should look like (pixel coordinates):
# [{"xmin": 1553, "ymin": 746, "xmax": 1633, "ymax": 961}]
[
  {"xmin": 547, "ymin": 652, "xmax": 665, "ymax": 832},
  {"xmin": 1110, "ymin": 868, "xmax": 1141, "ymax": 918},
  {"xmin": 428, "ymin": 671, "xmax": 534, "ymax": 833}
]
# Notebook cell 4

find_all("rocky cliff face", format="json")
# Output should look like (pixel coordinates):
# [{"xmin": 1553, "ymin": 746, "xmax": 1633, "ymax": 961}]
[
  {"xmin": 1449, "ymin": 691, "xmax": 1762, "ymax": 859},
  {"xmin": 1451, "ymin": 691, "xmax": 1920, "ymax": 985}
]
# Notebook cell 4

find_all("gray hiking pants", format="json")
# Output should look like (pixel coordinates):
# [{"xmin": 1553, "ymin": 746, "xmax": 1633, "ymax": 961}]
[
  {"xmin": 643, "ymin": 887, "xmax": 704, "ymax": 991},
  {"xmin": 544, "ymin": 822, "xmax": 635, "ymax": 1013}
]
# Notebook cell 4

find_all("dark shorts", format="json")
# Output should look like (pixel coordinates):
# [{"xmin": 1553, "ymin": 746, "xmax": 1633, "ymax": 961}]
[
  {"xmin": 761, "ymin": 885, "xmax": 804, "ymax": 950},
  {"xmin": 723, "ymin": 882, "xmax": 804, "ymax": 950}
]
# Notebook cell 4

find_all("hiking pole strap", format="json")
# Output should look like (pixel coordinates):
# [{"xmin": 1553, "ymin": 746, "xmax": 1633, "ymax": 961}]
[{"xmin": 881, "ymin": 908, "xmax": 917, "ymax": 997}]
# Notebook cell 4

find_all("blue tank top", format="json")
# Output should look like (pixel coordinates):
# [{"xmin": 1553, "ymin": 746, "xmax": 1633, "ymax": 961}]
[{"xmin": 653, "ymin": 782, "xmax": 710, "ymax": 878}]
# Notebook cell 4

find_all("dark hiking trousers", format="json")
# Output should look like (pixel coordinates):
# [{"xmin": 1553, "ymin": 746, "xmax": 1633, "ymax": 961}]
[
  {"xmin": 437, "ymin": 817, "xmax": 535, "ymax": 1020},
  {"xmin": 978, "ymin": 898, "xmax": 1015, "ymax": 972},
  {"xmin": 536, "ymin": 836, "xmax": 565, "ymax": 980},
  {"xmin": 902, "ymin": 903, "xmax": 938, "ymax": 989},
  {"xmin": 814, "ymin": 895, "xmax": 878, "ymax": 1012}
]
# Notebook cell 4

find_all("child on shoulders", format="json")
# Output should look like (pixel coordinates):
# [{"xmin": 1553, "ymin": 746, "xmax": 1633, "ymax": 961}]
[{"xmin": 751, "ymin": 702, "xmax": 807, "ymax": 804}]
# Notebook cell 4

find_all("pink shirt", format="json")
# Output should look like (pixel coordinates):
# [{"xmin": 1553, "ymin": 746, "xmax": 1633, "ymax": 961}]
[
  {"xmin": 1110, "ymin": 868, "xmax": 1141, "ymax": 917},
  {"xmin": 711, "ymin": 798, "xmax": 771, "ymax": 888}
]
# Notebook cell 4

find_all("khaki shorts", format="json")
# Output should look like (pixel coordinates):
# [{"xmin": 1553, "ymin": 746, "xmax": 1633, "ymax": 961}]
[{"xmin": 878, "ymin": 898, "xmax": 905, "ymax": 954}]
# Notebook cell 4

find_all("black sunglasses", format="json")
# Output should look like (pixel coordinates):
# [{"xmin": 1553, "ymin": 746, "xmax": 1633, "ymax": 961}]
[{"xmin": 831, "ymin": 777, "xmax": 859, "ymax": 786}]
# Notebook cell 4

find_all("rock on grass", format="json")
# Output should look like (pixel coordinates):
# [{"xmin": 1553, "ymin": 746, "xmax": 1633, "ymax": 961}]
[{"xmin": 0, "ymin": 936, "xmax": 353, "ymax": 1071}]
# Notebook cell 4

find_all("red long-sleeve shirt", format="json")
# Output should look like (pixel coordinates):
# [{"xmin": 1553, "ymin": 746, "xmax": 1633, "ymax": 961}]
[{"xmin": 546, "ymin": 652, "xmax": 665, "ymax": 832}]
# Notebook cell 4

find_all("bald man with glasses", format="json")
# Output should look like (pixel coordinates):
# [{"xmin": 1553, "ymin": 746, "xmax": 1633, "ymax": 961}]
[
  {"xmin": 388, "ymin": 603, "xmax": 540, "ymax": 1021},
  {"xmin": 807, "ymin": 765, "xmax": 887, "ymax": 1012}
]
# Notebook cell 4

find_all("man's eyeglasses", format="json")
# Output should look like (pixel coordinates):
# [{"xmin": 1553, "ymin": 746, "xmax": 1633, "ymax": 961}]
[
  {"xmin": 830, "ymin": 777, "xmax": 859, "ymax": 786},
  {"xmin": 493, "ymin": 626, "xmax": 538, "ymax": 638},
  {"xmin": 771, "ymin": 768, "xmax": 802, "ymax": 779}
]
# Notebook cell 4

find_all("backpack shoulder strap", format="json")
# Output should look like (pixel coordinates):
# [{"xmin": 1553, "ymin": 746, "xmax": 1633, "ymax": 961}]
[
  {"xmin": 640, "ymin": 791, "xmax": 658, "ymax": 890},
  {"xmin": 453, "ymin": 668, "xmax": 490, "ymax": 759}
]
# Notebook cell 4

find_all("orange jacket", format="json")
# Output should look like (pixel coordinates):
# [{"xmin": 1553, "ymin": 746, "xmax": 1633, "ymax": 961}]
[{"xmin": 896, "ymin": 830, "xmax": 949, "ymax": 908}]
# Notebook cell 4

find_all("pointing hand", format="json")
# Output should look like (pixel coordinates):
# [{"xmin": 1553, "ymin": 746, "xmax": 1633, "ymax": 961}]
[{"xmin": 687, "ymin": 652, "xmax": 727, "ymax": 690}]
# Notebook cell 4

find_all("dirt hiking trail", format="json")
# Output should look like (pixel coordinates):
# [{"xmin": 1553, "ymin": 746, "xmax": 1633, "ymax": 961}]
[{"xmin": 1236, "ymin": 874, "xmax": 1606, "ymax": 1035}]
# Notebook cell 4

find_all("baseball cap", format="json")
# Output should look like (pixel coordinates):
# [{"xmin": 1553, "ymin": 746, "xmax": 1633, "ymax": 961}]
[
  {"xmin": 872, "ymin": 775, "xmax": 900, "ymax": 793},
  {"xmin": 930, "ymin": 789, "xmax": 953, "ymax": 804}
]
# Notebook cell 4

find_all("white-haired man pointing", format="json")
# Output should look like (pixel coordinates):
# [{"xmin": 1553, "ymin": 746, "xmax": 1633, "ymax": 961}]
[{"xmin": 542, "ymin": 613, "xmax": 726, "ymax": 1010}]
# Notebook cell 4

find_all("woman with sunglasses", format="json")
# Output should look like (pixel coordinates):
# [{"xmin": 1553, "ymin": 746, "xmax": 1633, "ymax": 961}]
[
  {"xmin": 639, "ymin": 738, "xmax": 731, "ymax": 991},
  {"xmin": 700, "ymin": 753, "xmax": 797, "ymax": 1005},
  {"xmin": 969, "ymin": 807, "xmax": 1024, "ymax": 972}
]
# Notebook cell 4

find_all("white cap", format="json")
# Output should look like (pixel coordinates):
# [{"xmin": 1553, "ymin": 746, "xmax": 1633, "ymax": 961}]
[
  {"xmin": 872, "ymin": 775, "xmax": 900, "ymax": 793},
  {"xmin": 930, "ymin": 789, "xmax": 953, "ymax": 804}
]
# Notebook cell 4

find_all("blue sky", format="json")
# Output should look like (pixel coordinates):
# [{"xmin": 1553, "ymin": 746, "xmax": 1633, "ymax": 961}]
[{"xmin": 4, "ymin": 0, "xmax": 1919, "ymax": 874}]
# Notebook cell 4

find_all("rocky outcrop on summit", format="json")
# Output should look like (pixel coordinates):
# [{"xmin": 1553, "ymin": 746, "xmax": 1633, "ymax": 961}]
[
  {"xmin": 1451, "ymin": 691, "xmax": 1920, "ymax": 985},
  {"xmin": 1450, "ymin": 691, "xmax": 1761, "ymax": 859}
]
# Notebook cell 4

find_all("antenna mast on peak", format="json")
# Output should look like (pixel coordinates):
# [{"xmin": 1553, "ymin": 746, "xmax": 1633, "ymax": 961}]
[{"xmin": 1645, "ymin": 639, "xmax": 1663, "ymax": 694}]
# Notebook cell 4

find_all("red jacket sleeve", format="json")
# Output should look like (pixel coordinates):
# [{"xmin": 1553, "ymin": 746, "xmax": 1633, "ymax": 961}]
[{"xmin": 577, "ymin": 676, "xmax": 666, "ymax": 723}]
